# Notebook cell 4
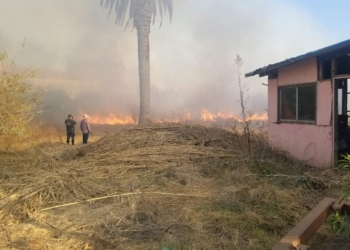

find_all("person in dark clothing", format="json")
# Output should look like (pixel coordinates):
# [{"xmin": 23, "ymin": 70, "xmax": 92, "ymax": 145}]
[
  {"xmin": 80, "ymin": 114, "xmax": 92, "ymax": 144},
  {"xmin": 65, "ymin": 114, "xmax": 76, "ymax": 145}
]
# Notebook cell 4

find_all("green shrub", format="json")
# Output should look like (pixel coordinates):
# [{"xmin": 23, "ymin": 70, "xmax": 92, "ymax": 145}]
[{"xmin": 338, "ymin": 153, "xmax": 350, "ymax": 170}]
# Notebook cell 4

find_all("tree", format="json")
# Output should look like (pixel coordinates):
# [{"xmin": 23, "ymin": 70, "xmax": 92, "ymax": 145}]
[
  {"xmin": 100, "ymin": 0, "xmax": 173, "ymax": 125},
  {"xmin": 233, "ymin": 55, "xmax": 251, "ymax": 155},
  {"xmin": 0, "ymin": 51, "xmax": 42, "ymax": 149}
]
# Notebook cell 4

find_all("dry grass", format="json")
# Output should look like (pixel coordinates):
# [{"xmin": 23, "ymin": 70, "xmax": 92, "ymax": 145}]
[
  {"xmin": 0, "ymin": 123, "xmax": 349, "ymax": 249},
  {"xmin": 32, "ymin": 124, "xmax": 103, "ymax": 146}
]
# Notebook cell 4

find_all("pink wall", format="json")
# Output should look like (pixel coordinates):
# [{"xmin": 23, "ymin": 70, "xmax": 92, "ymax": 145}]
[
  {"xmin": 278, "ymin": 58, "xmax": 317, "ymax": 85},
  {"xmin": 268, "ymin": 124, "xmax": 332, "ymax": 167},
  {"xmin": 268, "ymin": 78, "xmax": 278, "ymax": 123},
  {"xmin": 267, "ymin": 57, "xmax": 334, "ymax": 167},
  {"xmin": 317, "ymin": 80, "xmax": 332, "ymax": 126}
]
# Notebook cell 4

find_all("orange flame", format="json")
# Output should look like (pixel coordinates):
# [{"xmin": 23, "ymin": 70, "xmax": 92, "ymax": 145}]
[
  {"xmin": 247, "ymin": 112, "xmax": 268, "ymax": 122},
  {"xmin": 88, "ymin": 114, "xmax": 137, "ymax": 125},
  {"xmin": 201, "ymin": 109, "xmax": 215, "ymax": 122},
  {"xmin": 87, "ymin": 110, "xmax": 267, "ymax": 125},
  {"xmin": 152, "ymin": 112, "xmax": 192, "ymax": 124}
]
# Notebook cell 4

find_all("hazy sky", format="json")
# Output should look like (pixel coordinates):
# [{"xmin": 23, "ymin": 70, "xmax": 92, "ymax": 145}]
[{"xmin": 0, "ymin": 0, "xmax": 348, "ymax": 122}]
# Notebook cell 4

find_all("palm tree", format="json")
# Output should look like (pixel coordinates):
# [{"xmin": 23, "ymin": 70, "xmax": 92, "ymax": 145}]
[{"xmin": 99, "ymin": 0, "xmax": 173, "ymax": 125}]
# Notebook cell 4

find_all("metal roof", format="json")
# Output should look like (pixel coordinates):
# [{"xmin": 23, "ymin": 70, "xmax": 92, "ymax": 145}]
[{"xmin": 245, "ymin": 38, "xmax": 350, "ymax": 78}]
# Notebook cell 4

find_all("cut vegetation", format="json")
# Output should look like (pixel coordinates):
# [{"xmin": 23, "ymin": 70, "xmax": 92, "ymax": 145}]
[{"xmin": 0, "ymin": 123, "xmax": 349, "ymax": 249}]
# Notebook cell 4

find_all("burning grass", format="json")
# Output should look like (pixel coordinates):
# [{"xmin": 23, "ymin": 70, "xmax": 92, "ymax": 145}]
[{"xmin": 0, "ymin": 123, "xmax": 349, "ymax": 249}]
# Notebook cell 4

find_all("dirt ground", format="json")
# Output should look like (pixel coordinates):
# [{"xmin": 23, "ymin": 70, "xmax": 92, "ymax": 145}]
[{"xmin": 0, "ymin": 123, "xmax": 349, "ymax": 249}]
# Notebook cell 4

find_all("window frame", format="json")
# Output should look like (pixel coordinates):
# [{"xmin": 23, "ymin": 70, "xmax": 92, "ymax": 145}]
[{"xmin": 278, "ymin": 82, "xmax": 317, "ymax": 124}]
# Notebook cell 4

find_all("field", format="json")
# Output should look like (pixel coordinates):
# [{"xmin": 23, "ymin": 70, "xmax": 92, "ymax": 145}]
[{"xmin": 0, "ymin": 123, "xmax": 349, "ymax": 250}]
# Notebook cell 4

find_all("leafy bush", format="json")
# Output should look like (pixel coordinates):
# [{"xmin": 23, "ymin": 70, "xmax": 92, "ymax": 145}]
[
  {"xmin": 338, "ymin": 153, "xmax": 350, "ymax": 170},
  {"xmin": 0, "ymin": 51, "xmax": 42, "ymax": 149},
  {"xmin": 328, "ymin": 211, "xmax": 350, "ymax": 239},
  {"xmin": 328, "ymin": 154, "xmax": 350, "ymax": 239}
]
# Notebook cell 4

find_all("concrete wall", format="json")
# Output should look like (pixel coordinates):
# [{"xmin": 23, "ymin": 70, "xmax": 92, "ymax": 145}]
[{"xmin": 267, "ymin": 57, "xmax": 333, "ymax": 167}]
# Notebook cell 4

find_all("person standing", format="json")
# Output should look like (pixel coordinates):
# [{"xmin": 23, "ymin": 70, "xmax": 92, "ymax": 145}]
[
  {"xmin": 80, "ymin": 114, "xmax": 92, "ymax": 144},
  {"xmin": 65, "ymin": 114, "xmax": 76, "ymax": 145}
]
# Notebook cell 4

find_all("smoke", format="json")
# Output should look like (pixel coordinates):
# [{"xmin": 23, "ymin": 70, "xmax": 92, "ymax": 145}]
[{"xmin": 0, "ymin": 0, "xmax": 333, "ymax": 124}]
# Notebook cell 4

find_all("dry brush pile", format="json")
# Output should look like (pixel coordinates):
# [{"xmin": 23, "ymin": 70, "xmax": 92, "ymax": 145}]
[{"xmin": 0, "ymin": 123, "xmax": 348, "ymax": 249}]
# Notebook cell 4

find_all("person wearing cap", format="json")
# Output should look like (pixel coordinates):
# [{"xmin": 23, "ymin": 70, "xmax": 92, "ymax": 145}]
[
  {"xmin": 80, "ymin": 114, "xmax": 92, "ymax": 144},
  {"xmin": 65, "ymin": 114, "xmax": 76, "ymax": 145}
]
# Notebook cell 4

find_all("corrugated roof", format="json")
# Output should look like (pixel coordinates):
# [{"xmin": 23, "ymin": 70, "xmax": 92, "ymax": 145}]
[{"xmin": 245, "ymin": 38, "xmax": 350, "ymax": 78}]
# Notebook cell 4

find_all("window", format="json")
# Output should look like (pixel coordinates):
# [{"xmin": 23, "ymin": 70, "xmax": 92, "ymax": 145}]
[
  {"xmin": 318, "ymin": 54, "xmax": 350, "ymax": 80},
  {"xmin": 279, "ymin": 84, "xmax": 316, "ymax": 122},
  {"xmin": 338, "ymin": 88, "xmax": 343, "ymax": 115},
  {"xmin": 336, "ymin": 55, "xmax": 350, "ymax": 75},
  {"xmin": 320, "ymin": 59, "xmax": 331, "ymax": 80}
]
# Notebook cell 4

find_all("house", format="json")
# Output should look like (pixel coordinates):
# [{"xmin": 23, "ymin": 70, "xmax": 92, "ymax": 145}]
[{"xmin": 245, "ymin": 39, "xmax": 350, "ymax": 167}]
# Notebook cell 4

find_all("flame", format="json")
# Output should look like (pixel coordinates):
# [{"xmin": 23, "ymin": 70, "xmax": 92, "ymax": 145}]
[
  {"xmin": 247, "ymin": 112, "xmax": 268, "ymax": 121},
  {"xmin": 88, "ymin": 114, "xmax": 137, "ymax": 125},
  {"xmin": 201, "ymin": 109, "xmax": 215, "ymax": 122},
  {"xmin": 200, "ymin": 110, "xmax": 268, "ymax": 123},
  {"xmin": 87, "ymin": 110, "xmax": 267, "ymax": 125},
  {"xmin": 153, "ymin": 112, "xmax": 192, "ymax": 123}
]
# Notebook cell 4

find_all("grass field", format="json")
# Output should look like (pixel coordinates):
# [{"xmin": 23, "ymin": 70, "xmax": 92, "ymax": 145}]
[{"xmin": 0, "ymin": 123, "xmax": 349, "ymax": 249}]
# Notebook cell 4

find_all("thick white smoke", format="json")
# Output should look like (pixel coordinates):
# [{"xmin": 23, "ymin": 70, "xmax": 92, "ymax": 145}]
[{"xmin": 0, "ymin": 0, "xmax": 335, "ymax": 124}]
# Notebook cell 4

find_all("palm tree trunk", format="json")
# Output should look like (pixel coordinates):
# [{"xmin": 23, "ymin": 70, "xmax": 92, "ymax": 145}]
[{"xmin": 135, "ymin": 1, "xmax": 152, "ymax": 125}]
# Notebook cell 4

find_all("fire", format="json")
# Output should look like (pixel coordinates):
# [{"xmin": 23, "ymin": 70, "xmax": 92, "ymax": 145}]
[
  {"xmin": 88, "ymin": 114, "xmax": 137, "ymax": 125},
  {"xmin": 200, "ymin": 110, "xmax": 268, "ymax": 123},
  {"xmin": 152, "ymin": 112, "xmax": 192, "ymax": 124},
  {"xmin": 201, "ymin": 109, "xmax": 215, "ymax": 122},
  {"xmin": 247, "ymin": 112, "xmax": 268, "ymax": 121},
  {"xmin": 87, "ymin": 110, "xmax": 267, "ymax": 125}
]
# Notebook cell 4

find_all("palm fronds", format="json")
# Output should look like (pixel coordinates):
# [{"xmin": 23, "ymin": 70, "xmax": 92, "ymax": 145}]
[{"xmin": 100, "ymin": 0, "xmax": 173, "ymax": 29}]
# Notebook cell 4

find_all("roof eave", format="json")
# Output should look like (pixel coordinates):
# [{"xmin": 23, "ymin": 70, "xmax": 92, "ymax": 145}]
[
  {"xmin": 245, "ymin": 38, "xmax": 350, "ymax": 78},
  {"xmin": 245, "ymin": 69, "xmax": 269, "ymax": 78}
]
